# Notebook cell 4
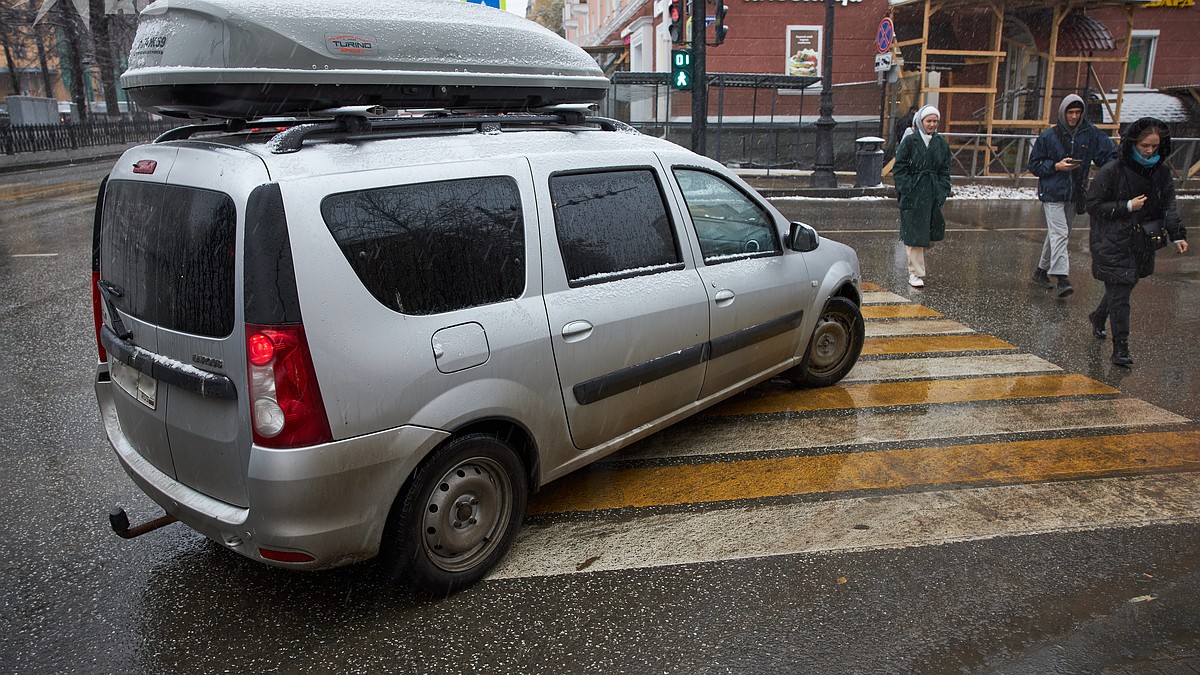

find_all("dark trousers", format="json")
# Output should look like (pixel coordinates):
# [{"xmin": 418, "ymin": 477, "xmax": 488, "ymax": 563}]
[{"xmin": 1094, "ymin": 281, "xmax": 1135, "ymax": 343}]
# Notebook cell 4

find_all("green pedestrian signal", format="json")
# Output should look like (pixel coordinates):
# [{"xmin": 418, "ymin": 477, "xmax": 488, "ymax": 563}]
[{"xmin": 671, "ymin": 49, "xmax": 693, "ymax": 91}]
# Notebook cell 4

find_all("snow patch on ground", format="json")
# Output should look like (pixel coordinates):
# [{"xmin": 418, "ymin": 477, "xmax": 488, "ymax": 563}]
[{"xmin": 947, "ymin": 184, "xmax": 1036, "ymax": 200}]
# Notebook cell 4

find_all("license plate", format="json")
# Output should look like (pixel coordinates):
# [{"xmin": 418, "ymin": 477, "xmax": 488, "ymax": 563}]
[{"xmin": 111, "ymin": 359, "xmax": 158, "ymax": 410}]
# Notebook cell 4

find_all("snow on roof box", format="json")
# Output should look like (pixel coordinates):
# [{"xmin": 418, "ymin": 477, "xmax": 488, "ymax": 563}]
[{"xmin": 121, "ymin": 0, "xmax": 611, "ymax": 119}]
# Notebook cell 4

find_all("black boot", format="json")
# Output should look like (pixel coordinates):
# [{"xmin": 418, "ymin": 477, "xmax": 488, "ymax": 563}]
[
  {"xmin": 1032, "ymin": 267, "xmax": 1053, "ymax": 289},
  {"xmin": 1087, "ymin": 310, "xmax": 1107, "ymax": 339},
  {"xmin": 1111, "ymin": 340, "xmax": 1133, "ymax": 367},
  {"xmin": 1054, "ymin": 275, "xmax": 1074, "ymax": 298}
]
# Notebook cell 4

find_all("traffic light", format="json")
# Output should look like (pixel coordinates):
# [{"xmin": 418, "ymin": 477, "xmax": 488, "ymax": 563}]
[
  {"xmin": 712, "ymin": 2, "xmax": 728, "ymax": 46},
  {"xmin": 669, "ymin": 0, "xmax": 686, "ymax": 45},
  {"xmin": 671, "ymin": 49, "xmax": 692, "ymax": 91}
]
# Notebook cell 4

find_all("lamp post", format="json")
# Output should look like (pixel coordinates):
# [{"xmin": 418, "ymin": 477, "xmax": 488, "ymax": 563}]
[
  {"xmin": 690, "ymin": 0, "xmax": 708, "ymax": 155},
  {"xmin": 810, "ymin": 0, "xmax": 837, "ymax": 188}
]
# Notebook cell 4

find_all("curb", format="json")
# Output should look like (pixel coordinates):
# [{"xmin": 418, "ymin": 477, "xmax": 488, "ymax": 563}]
[
  {"xmin": 0, "ymin": 145, "xmax": 131, "ymax": 174},
  {"xmin": 3, "ymin": 150, "xmax": 1197, "ymax": 198},
  {"xmin": 755, "ymin": 185, "xmax": 895, "ymax": 199}
]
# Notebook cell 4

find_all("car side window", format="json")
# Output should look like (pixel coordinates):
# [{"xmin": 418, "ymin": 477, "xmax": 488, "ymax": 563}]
[
  {"xmin": 674, "ymin": 168, "xmax": 781, "ymax": 264},
  {"xmin": 550, "ymin": 169, "xmax": 683, "ymax": 286},
  {"xmin": 321, "ymin": 176, "xmax": 524, "ymax": 315}
]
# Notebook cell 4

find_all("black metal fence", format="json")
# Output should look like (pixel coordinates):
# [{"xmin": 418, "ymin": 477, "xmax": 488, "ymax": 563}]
[
  {"xmin": 601, "ymin": 72, "xmax": 884, "ymax": 172},
  {"xmin": 1, "ymin": 118, "xmax": 180, "ymax": 155},
  {"xmin": 943, "ymin": 131, "xmax": 1200, "ymax": 188}
]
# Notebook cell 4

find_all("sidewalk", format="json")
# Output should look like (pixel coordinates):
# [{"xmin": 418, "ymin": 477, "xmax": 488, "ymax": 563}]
[
  {"xmin": 736, "ymin": 169, "xmax": 897, "ymax": 198},
  {"xmin": 734, "ymin": 168, "xmax": 1049, "ymax": 198},
  {"xmin": 0, "ymin": 143, "xmax": 133, "ymax": 174},
  {"xmin": 1, "ymin": 146, "xmax": 902, "ymax": 196},
  {"xmin": 4, "ymin": 145, "xmax": 1189, "ymax": 197}
]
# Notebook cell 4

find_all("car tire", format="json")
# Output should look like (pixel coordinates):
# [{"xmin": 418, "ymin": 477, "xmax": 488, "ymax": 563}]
[
  {"xmin": 787, "ymin": 296, "xmax": 864, "ymax": 388},
  {"xmin": 381, "ymin": 432, "xmax": 528, "ymax": 596}
]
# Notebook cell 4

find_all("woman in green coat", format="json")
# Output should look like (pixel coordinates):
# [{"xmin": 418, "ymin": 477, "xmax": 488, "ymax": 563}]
[{"xmin": 893, "ymin": 105, "xmax": 952, "ymax": 288}]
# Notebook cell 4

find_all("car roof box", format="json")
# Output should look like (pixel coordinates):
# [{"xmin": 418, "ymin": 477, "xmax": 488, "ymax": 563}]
[{"xmin": 121, "ymin": 0, "xmax": 611, "ymax": 120}]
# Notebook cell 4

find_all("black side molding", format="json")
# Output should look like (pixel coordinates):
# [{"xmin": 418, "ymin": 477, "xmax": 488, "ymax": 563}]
[
  {"xmin": 572, "ymin": 309, "xmax": 805, "ymax": 406},
  {"xmin": 707, "ymin": 310, "xmax": 804, "ymax": 360},
  {"xmin": 573, "ymin": 344, "xmax": 707, "ymax": 406},
  {"xmin": 100, "ymin": 325, "xmax": 237, "ymax": 401}
]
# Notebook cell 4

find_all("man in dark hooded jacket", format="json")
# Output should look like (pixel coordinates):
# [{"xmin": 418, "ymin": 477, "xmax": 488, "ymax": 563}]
[{"xmin": 1028, "ymin": 94, "xmax": 1117, "ymax": 297}]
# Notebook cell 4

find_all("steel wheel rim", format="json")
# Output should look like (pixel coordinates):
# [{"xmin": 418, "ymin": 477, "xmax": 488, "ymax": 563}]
[
  {"xmin": 421, "ymin": 456, "xmax": 513, "ymax": 572},
  {"xmin": 809, "ymin": 313, "xmax": 852, "ymax": 376}
]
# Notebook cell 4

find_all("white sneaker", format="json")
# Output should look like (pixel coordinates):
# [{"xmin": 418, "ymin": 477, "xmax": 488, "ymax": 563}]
[{"xmin": 908, "ymin": 274, "xmax": 924, "ymax": 288}]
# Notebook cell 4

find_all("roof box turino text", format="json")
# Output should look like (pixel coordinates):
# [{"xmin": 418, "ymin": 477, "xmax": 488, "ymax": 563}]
[{"xmin": 120, "ymin": 0, "xmax": 611, "ymax": 119}]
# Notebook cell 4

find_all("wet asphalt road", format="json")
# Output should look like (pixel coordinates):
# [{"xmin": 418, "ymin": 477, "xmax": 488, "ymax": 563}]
[
  {"xmin": 776, "ymin": 196, "xmax": 1200, "ymax": 421},
  {"xmin": 1, "ymin": 163, "xmax": 1198, "ymax": 673}
]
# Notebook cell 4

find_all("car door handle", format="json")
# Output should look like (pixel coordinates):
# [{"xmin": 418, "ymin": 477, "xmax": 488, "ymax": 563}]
[
  {"xmin": 713, "ymin": 289, "xmax": 736, "ymax": 307},
  {"xmin": 561, "ymin": 320, "xmax": 593, "ymax": 343}
]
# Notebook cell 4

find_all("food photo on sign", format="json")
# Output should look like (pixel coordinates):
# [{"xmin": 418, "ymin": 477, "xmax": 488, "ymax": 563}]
[{"xmin": 786, "ymin": 25, "xmax": 821, "ymax": 77}]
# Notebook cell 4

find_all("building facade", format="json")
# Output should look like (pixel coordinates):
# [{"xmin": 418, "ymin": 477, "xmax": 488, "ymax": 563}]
[{"xmin": 564, "ymin": 0, "xmax": 1200, "ymax": 134}]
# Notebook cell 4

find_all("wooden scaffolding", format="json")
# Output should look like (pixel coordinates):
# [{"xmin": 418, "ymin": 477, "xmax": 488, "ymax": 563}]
[{"xmin": 887, "ymin": 0, "xmax": 1144, "ymax": 176}]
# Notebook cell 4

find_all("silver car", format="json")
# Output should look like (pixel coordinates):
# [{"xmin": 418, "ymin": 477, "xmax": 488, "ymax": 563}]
[{"xmin": 93, "ymin": 0, "xmax": 863, "ymax": 597}]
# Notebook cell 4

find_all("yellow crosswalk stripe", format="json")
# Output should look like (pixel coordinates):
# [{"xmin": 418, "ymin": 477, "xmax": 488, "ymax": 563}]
[
  {"xmin": 707, "ymin": 373, "xmax": 1118, "ymax": 416},
  {"xmin": 862, "ymin": 304, "xmax": 942, "ymax": 319},
  {"xmin": 497, "ymin": 287, "xmax": 1199, "ymax": 581},
  {"xmin": 862, "ymin": 334, "xmax": 1016, "ymax": 355},
  {"xmin": 527, "ymin": 431, "xmax": 1200, "ymax": 515}
]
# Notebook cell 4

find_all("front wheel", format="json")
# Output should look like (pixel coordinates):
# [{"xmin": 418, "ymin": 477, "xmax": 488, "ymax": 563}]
[
  {"xmin": 787, "ymin": 296, "xmax": 864, "ymax": 388},
  {"xmin": 381, "ymin": 433, "xmax": 528, "ymax": 596}
]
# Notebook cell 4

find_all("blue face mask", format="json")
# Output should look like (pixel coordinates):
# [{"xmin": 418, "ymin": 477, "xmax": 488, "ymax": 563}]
[{"xmin": 1133, "ymin": 151, "xmax": 1161, "ymax": 167}]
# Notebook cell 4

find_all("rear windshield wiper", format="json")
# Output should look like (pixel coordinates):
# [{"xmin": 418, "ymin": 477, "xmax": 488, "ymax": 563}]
[{"xmin": 96, "ymin": 279, "xmax": 132, "ymax": 340}]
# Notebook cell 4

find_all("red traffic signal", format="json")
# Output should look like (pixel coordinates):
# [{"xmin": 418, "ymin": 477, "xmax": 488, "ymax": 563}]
[{"xmin": 669, "ymin": 0, "xmax": 687, "ymax": 44}]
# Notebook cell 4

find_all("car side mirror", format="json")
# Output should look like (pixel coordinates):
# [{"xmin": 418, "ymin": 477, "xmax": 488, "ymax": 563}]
[{"xmin": 787, "ymin": 222, "xmax": 819, "ymax": 252}]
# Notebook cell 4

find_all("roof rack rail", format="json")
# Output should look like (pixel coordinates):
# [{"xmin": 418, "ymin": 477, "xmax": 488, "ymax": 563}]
[
  {"xmin": 265, "ymin": 111, "xmax": 634, "ymax": 155},
  {"xmin": 154, "ymin": 118, "xmax": 249, "ymax": 143}
]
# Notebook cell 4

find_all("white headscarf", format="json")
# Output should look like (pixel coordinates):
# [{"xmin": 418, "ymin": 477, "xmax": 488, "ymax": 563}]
[{"xmin": 913, "ymin": 105, "xmax": 940, "ymax": 146}]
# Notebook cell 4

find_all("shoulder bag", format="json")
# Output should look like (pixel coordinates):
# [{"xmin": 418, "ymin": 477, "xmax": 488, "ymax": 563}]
[{"xmin": 1133, "ymin": 219, "xmax": 1170, "ymax": 254}]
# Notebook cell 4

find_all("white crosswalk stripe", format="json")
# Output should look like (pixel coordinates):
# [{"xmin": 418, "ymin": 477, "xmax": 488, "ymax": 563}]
[
  {"xmin": 491, "ymin": 473, "xmax": 1200, "ymax": 580},
  {"xmin": 843, "ymin": 353, "xmax": 1060, "ymax": 382},
  {"xmin": 864, "ymin": 318, "xmax": 974, "ymax": 337}
]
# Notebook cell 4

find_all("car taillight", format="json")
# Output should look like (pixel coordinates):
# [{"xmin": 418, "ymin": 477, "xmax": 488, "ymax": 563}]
[
  {"xmin": 92, "ymin": 271, "xmax": 107, "ymax": 363},
  {"xmin": 246, "ymin": 323, "xmax": 332, "ymax": 448}
]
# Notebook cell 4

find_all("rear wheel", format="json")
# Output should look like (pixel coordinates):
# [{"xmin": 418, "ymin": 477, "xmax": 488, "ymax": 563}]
[
  {"xmin": 787, "ymin": 296, "xmax": 864, "ymax": 388},
  {"xmin": 381, "ymin": 433, "xmax": 528, "ymax": 596}
]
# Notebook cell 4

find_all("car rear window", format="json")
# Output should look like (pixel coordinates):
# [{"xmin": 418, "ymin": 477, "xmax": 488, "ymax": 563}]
[
  {"xmin": 550, "ymin": 169, "xmax": 682, "ymax": 286},
  {"xmin": 100, "ymin": 180, "xmax": 237, "ymax": 338},
  {"xmin": 321, "ymin": 176, "xmax": 525, "ymax": 315}
]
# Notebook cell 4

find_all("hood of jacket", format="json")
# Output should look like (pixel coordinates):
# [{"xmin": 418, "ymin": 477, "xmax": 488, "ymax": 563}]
[
  {"xmin": 1120, "ymin": 116, "xmax": 1173, "ymax": 166},
  {"xmin": 1056, "ymin": 94, "xmax": 1087, "ymax": 135}
]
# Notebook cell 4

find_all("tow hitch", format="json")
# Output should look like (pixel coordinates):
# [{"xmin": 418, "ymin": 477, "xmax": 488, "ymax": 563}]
[{"xmin": 109, "ymin": 507, "xmax": 177, "ymax": 539}]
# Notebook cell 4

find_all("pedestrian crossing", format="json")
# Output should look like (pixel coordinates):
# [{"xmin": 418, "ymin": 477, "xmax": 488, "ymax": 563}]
[{"xmin": 487, "ymin": 283, "xmax": 1199, "ymax": 581}]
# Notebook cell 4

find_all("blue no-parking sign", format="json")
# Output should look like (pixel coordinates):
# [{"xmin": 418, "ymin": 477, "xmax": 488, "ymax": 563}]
[{"xmin": 876, "ymin": 17, "xmax": 895, "ymax": 54}]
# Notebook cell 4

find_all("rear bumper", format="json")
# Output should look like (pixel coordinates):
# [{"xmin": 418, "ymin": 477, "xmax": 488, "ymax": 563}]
[{"xmin": 95, "ymin": 376, "xmax": 450, "ymax": 569}]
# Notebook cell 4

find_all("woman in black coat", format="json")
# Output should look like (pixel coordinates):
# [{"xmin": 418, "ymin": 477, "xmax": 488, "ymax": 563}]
[{"xmin": 1085, "ymin": 117, "xmax": 1189, "ymax": 366}]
